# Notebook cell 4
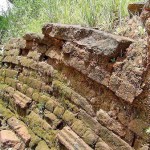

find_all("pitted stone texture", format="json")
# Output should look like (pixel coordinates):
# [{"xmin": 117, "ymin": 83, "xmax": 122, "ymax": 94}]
[
  {"xmin": 57, "ymin": 126, "xmax": 93, "ymax": 150},
  {"xmin": 97, "ymin": 109, "xmax": 126, "ymax": 137},
  {"xmin": 128, "ymin": 119, "xmax": 149, "ymax": 140},
  {"xmin": 0, "ymin": 130, "xmax": 21, "ymax": 149},
  {"xmin": 109, "ymin": 42, "xmax": 148, "ymax": 103},
  {"xmin": 42, "ymin": 23, "xmax": 133, "ymax": 57},
  {"xmin": 23, "ymin": 33, "xmax": 43, "ymax": 42},
  {"xmin": 141, "ymin": 1, "xmax": 150, "ymax": 25},
  {"xmin": 95, "ymin": 138, "xmax": 113, "ymax": 150},
  {"xmin": 4, "ymin": 38, "xmax": 26, "ymax": 50},
  {"xmin": 13, "ymin": 91, "xmax": 32, "ymax": 109},
  {"xmin": 35, "ymin": 140, "xmax": 50, "ymax": 150},
  {"xmin": 42, "ymin": 23, "xmax": 150, "ymax": 104},
  {"xmin": 27, "ymin": 51, "xmax": 41, "ymax": 61},
  {"xmin": 7, "ymin": 117, "xmax": 31, "ymax": 144}
]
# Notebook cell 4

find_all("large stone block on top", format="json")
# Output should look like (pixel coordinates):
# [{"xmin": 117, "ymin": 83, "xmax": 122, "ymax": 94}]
[{"xmin": 42, "ymin": 23, "xmax": 133, "ymax": 58}]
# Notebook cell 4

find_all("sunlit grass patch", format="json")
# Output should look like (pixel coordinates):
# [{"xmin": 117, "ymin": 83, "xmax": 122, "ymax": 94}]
[{"xmin": 1, "ymin": 0, "xmax": 141, "ymax": 43}]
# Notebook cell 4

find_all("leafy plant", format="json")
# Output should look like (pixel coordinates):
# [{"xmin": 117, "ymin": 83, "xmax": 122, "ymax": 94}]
[{"xmin": 37, "ymin": 102, "xmax": 45, "ymax": 111}]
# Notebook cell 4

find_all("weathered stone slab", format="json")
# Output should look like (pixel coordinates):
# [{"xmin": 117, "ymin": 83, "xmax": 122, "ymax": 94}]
[
  {"xmin": 128, "ymin": 119, "xmax": 149, "ymax": 140},
  {"xmin": 57, "ymin": 126, "xmax": 93, "ymax": 150},
  {"xmin": 44, "ymin": 110, "xmax": 62, "ymax": 129},
  {"xmin": 4, "ymin": 38, "xmax": 26, "ymax": 50},
  {"xmin": 42, "ymin": 24, "xmax": 148, "ymax": 103},
  {"xmin": 97, "ymin": 125, "xmax": 133, "ymax": 150},
  {"xmin": 109, "ymin": 42, "xmax": 148, "ymax": 103},
  {"xmin": 27, "ymin": 51, "xmax": 41, "ymax": 61},
  {"xmin": 7, "ymin": 117, "xmax": 31, "ymax": 144},
  {"xmin": 97, "ymin": 109, "xmax": 126, "ymax": 137},
  {"xmin": 13, "ymin": 91, "xmax": 32, "ymax": 109},
  {"xmin": 23, "ymin": 33, "xmax": 43, "ymax": 42},
  {"xmin": 52, "ymin": 80, "xmax": 95, "ymax": 116},
  {"xmin": 95, "ymin": 138, "xmax": 113, "ymax": 150},
  {"xmin": 43, "ymin": 23, "xmax": 133, "ymax": 57},
  {"xmin": 35, "ymin": 140, "xmax": 50, "ymax": 150},
  {"xmin": 3, "ymin": 55, "xmax": 19, "ymax": 64},
  {"xmin": 0, "ymin": 130, "xmax": 21, "ymax": 149}
]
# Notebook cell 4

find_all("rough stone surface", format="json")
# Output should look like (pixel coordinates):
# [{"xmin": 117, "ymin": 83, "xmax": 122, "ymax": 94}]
[
  {"xmin": 0, "ymin": 6, "xmax": 149, "ymax": 149},
  {"xmin": 57, "ymin": 126, "xmax": 93, "ymax": 150},
  {"xmin": 0, "ymin": 130, "xmax": 20, "ymax": 149},
  {"xmin": 7, "ymin": 117, "xmax": 31, "ymax": 144},
  {"xmin": 97, "ymin": 109, "xmax": 126, "ymax": 137},
  {"xmin": 128, "ymin": 3, "xmax": 145, "ymax": 18}
]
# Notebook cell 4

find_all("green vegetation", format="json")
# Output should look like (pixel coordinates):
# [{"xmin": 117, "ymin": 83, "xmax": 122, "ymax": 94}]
[{"xmin": 1, "ymin": 0, "xmax": 140, "ymax": 43}]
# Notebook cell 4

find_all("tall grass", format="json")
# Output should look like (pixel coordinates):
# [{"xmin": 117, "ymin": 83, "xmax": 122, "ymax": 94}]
[{"xmin": 1, "ymin": 0, "xmax": 141, "ymax": 42}]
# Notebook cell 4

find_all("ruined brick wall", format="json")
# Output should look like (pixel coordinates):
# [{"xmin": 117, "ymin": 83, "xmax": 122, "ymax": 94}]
[{"xmin": 0, "ymin": 22, "xmax": 149, "ymax": 149}]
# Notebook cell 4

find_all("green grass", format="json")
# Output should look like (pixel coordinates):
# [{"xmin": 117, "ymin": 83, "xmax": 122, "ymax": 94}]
[{"xmin": 1, "ymin": 0, "xmax": 141, "ymax": 43}]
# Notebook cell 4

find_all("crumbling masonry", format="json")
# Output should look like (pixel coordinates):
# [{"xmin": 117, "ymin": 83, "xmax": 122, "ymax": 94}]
[{"xmin": 0, "ymin": 2, "xmax": 150, "ymax": 150}]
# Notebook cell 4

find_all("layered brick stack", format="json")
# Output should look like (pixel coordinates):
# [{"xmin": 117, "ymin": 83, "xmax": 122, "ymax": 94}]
[{"xmin": 0, "ymin": 22, "xmax": 149, "ymax": 149}]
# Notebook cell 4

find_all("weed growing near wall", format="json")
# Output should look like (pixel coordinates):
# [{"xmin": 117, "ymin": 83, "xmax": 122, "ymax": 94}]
[{"xmin": 1, "ymin": 0, "xmax": 142, "ymax": 43}]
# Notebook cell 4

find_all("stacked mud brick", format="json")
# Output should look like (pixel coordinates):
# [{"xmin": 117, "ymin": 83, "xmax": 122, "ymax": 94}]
[{"xmin": 0, "ymin": 23, "xmax": 149, "ymax": 149}]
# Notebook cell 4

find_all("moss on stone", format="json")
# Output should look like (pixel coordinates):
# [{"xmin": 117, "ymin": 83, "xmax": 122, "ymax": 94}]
[
  {"xmin": 30, "ymin": 78, "xmax": 42, "ymax": 90},
  {"xmin": 35, "ymin": 141, "xmax": 50, "ymax": 150},
  {"xmin": 45, "ymin": 98, "xmax": 58, "ymax": 112},
  {"xmin": 0, "ymin": 100, "xmax": 13, "ymax": 119},
  {"xmin": 0, "ymin": 84, "xmax": 8, "ymax": 90},
  {"xmin": 0, "ymin": 69, "xmax": 6, "ymax": 77},
  {"xmin": 26, "ymin": 77, "xmax": 33, "ymax": 86},
  {"xmin": 53, "ymin": 80, "xmax": 72, "ymax": 99},
  {"xmin": 5, "ymin": 77, "xmax": 18, "ymax": 89},
  {"xmin": 0, "ymin": 56, "xmax": 3, "ymax": 62},
  {"xmin": 5, "ymin": 69, "xmax": 18, "ymax": 79},
  {"xmin": 26, "ymin": 111, "xmax": 57, "ymax": 147},
  {"xmin": 21, "ymin": 84, "xmax": 29, "ymax": 94},
  {"xmin": 26, "ymin": 87, "xmax": 34, "ymax": 98},
  {"xmin": 39, "ymin": 95, "xmax": 50, "ymax": 103},
  {"xmin": 61, "ymin": 99, "xmax": 79, "ymax": 113},
  {"xmin": 32, "ymin": 92, "xmax": 41, "ymax": 102},
  {"xmin": 82, "ymin": 129, "xmax": 99, "ymax": 147},
  {"xmin": 0, "ymin": 76, "xmax": 5, "ymax": 84},
  {"xmin": 18, "ymin": 73, "xmax": 24, "ymax": 82},
  {"xmin": 53, "ymin": 105, "xmax": 65, "ymax": 118},
  {"xmin": 71, "ymin": 119, "xmax": 88, "ymax": 137},
  {"xmin": 29, "ymin": 129, "xmax": 41, "ymax": 148},
  {"xmin": 62, "ymin": 110, "xmax": 77, "ymax": 126}
]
